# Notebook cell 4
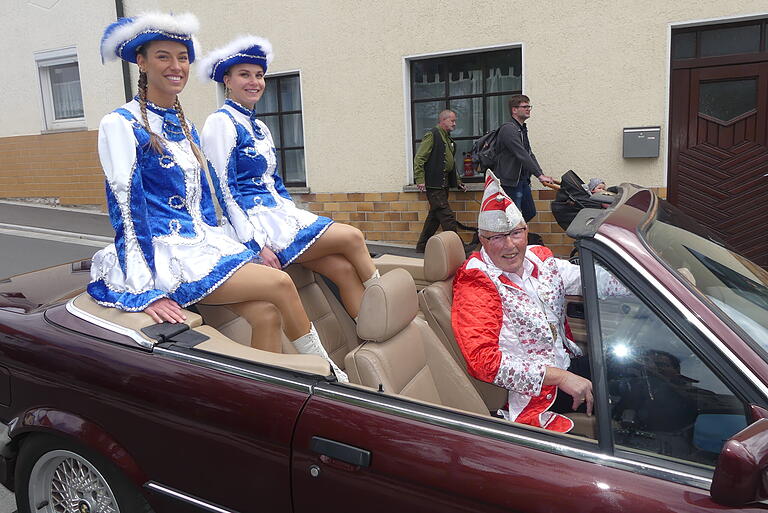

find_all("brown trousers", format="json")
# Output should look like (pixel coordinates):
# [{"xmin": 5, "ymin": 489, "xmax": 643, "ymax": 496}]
[{"xmin": 416, "ymin": 188, "xmax": 459, "ymax": 251}]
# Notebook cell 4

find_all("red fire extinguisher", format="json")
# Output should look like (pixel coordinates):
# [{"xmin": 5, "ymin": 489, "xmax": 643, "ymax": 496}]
[{"xmin": 463, "ymin": 152, "xmax": 475, "ymax": 177}]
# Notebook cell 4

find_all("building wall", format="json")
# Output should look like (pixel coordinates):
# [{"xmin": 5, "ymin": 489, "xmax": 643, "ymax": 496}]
[{"xmin": 0, "ymin": 1, "xmax": 761, "ymax": 246}]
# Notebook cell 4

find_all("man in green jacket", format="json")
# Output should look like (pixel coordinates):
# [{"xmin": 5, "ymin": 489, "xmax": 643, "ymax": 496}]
[{"xmin": 414, "ymin": 109, "xmax": 466, "ymax": 252}]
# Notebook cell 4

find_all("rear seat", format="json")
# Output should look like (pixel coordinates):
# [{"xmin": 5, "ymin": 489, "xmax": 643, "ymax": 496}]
[
  {"xmin": 195, "ymin": 263, "xmax": 360, "ymax": 371},
  {"xmin": 346, "ymin": 268, "xmax": 490, "ymax": 416}
]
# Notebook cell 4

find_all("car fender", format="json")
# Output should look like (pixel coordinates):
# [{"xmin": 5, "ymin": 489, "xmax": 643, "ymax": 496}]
[{"xmin": 8, "ymin": 407, "xmax": 146, "ymax": 486}]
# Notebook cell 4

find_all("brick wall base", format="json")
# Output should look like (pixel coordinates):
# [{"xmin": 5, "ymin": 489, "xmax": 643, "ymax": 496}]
[
  {"xmin": 0, "ymin": 131, "xmax": 105, "ymax": 207},
  {"xmin": 294, "ymin": 187, "xmax": 667, "ymax": 259}
]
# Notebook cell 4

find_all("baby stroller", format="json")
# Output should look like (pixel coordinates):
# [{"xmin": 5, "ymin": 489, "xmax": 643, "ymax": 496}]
[
  {"xmin": 550, "ymin": 170, "xmax": 614, "ymax": 231},
  {"xmin": 547, "ymin": 170, "xmax": 616, "ymax": 262}
]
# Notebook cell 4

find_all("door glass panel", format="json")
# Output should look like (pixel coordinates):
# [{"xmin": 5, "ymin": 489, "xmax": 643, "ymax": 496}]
[
  {"xmin": 594, "ymin": 262, "xmax": 748, "ymax": 466},
  {"xmin": 412, "ymin": 60, "xmax": 445, "ymax": 99},
  {"xmin": 700, "ymin": 24, "xmax": 761, "ymax": 57},
  {"xmin": 698, "ymin": 79, "xmax": 757, "ymax": 122},
  {"xmin": 671, "ymin": 32, "xmax": 696, "ymax": 60},
  {"xmin": 449, "ymin": 97, "xmax": 482, "ymax": 138}
]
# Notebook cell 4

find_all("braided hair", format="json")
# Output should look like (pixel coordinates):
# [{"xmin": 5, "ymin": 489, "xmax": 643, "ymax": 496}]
[
  {"xmin": 136, "ymin": 70, "xmax": 166, "ymax": 155},
  {"xmin": 174, "ymin": 98, "xmax": 207, "ymax": 169}
]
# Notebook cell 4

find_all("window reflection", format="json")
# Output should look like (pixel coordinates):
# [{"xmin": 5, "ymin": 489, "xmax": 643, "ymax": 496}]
[{"xmin": 595, "ymin": 261, "xmax": 748, "ymax": 466}]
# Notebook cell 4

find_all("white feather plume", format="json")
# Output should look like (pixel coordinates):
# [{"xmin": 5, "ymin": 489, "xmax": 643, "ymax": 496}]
[
  {"xmin": 101, "ymin": 11, "xmax": 200, "ymax": 62},
  {"xmin": 197, "ymin": 35, "xmax": 274, "ymax": 82}
]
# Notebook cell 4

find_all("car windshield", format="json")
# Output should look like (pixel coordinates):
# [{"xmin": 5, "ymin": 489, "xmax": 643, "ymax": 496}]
[{"xmin": 642, "ymin": 200, "xmax": 768, "ymax": 353}]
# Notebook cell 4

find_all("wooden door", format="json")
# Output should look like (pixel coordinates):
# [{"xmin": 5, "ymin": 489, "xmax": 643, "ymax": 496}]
[{"xmin": 668, "ymin": 62, "xmax": 768, "ymax": 267}]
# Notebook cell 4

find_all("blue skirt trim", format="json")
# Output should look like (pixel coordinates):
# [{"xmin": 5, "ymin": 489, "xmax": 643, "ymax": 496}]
[
  {"xmin": 276, "ymin": 217, "xmax": 334, "ymax": 267},
  {"xmin": 87, "ymin": 249, "xmax": 254, "ymax": 311}
]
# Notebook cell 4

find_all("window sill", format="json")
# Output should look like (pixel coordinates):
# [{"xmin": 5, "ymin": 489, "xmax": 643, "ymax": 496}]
[
  {"xmin": 402, "ymin": 183, "xmax": 484, "ymax": 192},
  {"xmin": 287, "ymin": 186, "xmax": 310, "ymax": 194},
  {"xmin": 41, "ymin": 125, "xmax": 88, "ymax": 135}
]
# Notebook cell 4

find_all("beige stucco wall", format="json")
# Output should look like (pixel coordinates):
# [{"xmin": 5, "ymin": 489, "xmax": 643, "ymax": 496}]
[
  {"xmin": 5, "ymin": 1, "xmax": 768, "ymax": 193},
  {"xmin": 3, "ymin": 0, "xmax": 122, "ymax": 135}
]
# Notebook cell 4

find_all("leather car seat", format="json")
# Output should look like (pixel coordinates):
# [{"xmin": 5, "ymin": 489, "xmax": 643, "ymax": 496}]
[
  {"xmin": 196, "ymin": 264, "xmax": 360, "ymax": 370},
  {"xmin": 345, "ymin": 268, "xmax": 490, "ymax": 417},
  {"xmin": 418, "ymin": 231, "xmax": 508, "ymax": 411}
]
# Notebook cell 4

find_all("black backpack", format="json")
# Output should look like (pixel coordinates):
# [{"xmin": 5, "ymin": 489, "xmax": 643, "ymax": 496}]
[{"xmin": 470, "ymin": 123, "xmax": 507, "ymax": 171}]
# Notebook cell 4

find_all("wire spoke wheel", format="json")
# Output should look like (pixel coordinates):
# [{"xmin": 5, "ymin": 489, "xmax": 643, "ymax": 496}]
[{"xmin": 28, "ymin": 450, "xmax": 119, "ymax": 513}]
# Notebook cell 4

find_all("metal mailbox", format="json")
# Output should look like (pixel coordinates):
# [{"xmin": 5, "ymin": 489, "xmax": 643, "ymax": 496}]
[{"xmin": 623, "ymin": 126, "xmax": 661, "ymax": 158}]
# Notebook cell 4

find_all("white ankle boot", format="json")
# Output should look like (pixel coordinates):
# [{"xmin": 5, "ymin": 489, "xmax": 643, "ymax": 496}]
[
  {"xmin": 362, "ymin": 269, "xmax": 380, "ymax": 288},
  {"xmin": 291, "ymin": 324, "xmax": 349, "ymax": 383}
]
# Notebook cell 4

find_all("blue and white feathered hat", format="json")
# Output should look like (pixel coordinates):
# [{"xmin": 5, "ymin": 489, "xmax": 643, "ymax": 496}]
[
  {"xmin": 197, "ymin": 35, "xmax": 274, "ymax": 83},
  {"xmin": 100, "ymin": 11, "xmax": 201, "ymax": 64}
]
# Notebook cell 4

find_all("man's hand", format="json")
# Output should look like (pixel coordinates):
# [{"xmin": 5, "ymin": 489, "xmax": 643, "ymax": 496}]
[
  {"xmin": 144, "ymin": 298, "xmax": 186, "ymax": 324},
  {"xmin": 416, "ymin": 183, "xmax": 426, "ymax": 192},
  {"xmin": 537, "ymin": 174, "xmax": 555, "ymax": 185},
  {"xmin": 258, "ymin": 247, "xmax": 282, "ymax": 269},
  {"xmin": 458, "ymin": 182, "xmax": 467, "ymax": 192},
  {"xmin": 545, "ymin": 367, "xmax": 594, "ymax": 415}
]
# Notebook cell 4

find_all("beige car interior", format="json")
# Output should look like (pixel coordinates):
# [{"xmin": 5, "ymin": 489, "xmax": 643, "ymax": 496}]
[
  {"xmin": 70, "ymin": 234, "xmax": 597, "ymax": 438},
  {"xmin": 346, "ymin": 268, "xmax": 490, "ymax": 416},
  {"xmin": 418, "ymin": 231, "xmax": 509, "ymax": 411}
]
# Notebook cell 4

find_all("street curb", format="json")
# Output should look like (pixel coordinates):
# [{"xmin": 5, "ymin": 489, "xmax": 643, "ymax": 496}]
[{"xmin": 0, "ymin": 223, "xmax": 112, "ymax": 246}]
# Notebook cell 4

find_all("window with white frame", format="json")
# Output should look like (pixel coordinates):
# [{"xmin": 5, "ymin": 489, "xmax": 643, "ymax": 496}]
[
  {"xmin": 35, "ymin": 47, "xmax": 85, "ymax": 131},
  {"xmin": 410, "ymin": 48, "xmax": 522, "ymax": 182},
  {"xmin": 218, "ymin": 72, "xmax": 306, "ymax": 187}
]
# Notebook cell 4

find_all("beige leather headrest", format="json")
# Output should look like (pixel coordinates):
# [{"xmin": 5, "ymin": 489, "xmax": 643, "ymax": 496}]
[
  {"xmin": 423, "ymin": 231, "xmax": 466, "ymax": 282},
  {"xmin": 357, "ymin": 268, "xmax": 417, "ymax": 342}
]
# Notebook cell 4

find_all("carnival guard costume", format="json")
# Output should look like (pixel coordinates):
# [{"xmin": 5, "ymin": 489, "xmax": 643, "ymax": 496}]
[
  {"xmin": 453, "ymin": 173, "xmax": 583, "ymax": 432},
  {"xmin": 88, "ymin": 13, "xmax": 255, "ymax": 311},
  {"xmin": 198, "ymin": 37, "xmax": 333, "ymax": 267}
]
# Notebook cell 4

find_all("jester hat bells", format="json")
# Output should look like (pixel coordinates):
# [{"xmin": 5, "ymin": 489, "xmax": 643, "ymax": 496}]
[
  {"xmin": 197, "ymin": 35, "xmax": 274, "ymax": 83},
  {"xmin": 478, "ymin": 170, "xmax": 524, "ymax": 232},
  {"xmin": 100, "ymin": 11, "xmax": 201, "ymax": 64}
]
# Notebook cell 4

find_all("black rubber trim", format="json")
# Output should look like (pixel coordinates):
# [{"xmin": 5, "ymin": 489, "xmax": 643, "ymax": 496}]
[
  {"xmin": 162, "ymin": 329, "xmax": 209, "ymax": 348},
  {"xmin": 310, "ymin": 436, "xmax": 371, "ymax": 467},
  {"xmin": 141, "ymin": 322, "xmax": 190, "ymax": 342}
]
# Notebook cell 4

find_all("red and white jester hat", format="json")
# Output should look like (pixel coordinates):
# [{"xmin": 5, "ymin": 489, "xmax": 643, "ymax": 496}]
[{"xmin": 478, "ymin": 170, "xmax": 523, "ymax": 232}]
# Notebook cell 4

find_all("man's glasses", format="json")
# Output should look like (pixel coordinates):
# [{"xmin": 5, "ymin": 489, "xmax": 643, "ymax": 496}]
[
  {"xmin": 514, "ymin": 105, "xmax": 533, "ymax": 110},
  {"xmin": 480, "ymin": 228, "xmax": 527, "ymax": 243}
]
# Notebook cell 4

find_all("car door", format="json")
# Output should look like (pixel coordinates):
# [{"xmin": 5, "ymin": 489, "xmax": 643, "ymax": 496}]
[
  {"xmin": 289, "ymin": 248, "xmax": 768, "ymax": 512},
  {"xmin": 7, "ymin": 311, "xmax": 314, "ymax": 513}
]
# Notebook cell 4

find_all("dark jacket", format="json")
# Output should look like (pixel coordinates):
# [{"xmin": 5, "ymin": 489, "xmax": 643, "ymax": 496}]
[
  {"xmin": 419, "ymin": 128, "xmax": 458, "ymax": 189},
  {"xmin": 495, "ymin": 121, "xmax": 543, "ymax": 187}
]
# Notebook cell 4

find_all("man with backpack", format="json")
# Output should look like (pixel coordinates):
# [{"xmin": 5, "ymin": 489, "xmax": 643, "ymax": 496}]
[
  {"xmin": 494, "ymin": 94, "xmax": 554, "ymax": 221},
  {"xmin": 414, "ymin": 109, "xmax": 467, "ymax": 253}
]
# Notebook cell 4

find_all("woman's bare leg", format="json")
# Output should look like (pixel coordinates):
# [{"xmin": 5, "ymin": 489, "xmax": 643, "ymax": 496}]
[
  {"xmin": 302, "ymin": 255, "xmax": 364, "ymax": 317},
  {"xmin": 295, "ymin": 224, "xmax": 376, "ymax": 283},
  {"xmin": 226, "ymin": 301, "xmax": 282, "ymax": 352},
  {"xmin": 201, "ymin": 263, "xmax": 310, "ymax": 342}
]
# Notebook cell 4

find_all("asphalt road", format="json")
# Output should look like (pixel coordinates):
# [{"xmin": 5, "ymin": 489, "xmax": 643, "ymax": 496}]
[{"xmin": 0, "ymin": 233, "xmax": 101, "ymax": 280}]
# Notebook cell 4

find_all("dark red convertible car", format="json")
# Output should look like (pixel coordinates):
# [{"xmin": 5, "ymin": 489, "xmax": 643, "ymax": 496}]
[{"xmin": 1, "ymin": 184, "xmax": 767, "ymax": 513}]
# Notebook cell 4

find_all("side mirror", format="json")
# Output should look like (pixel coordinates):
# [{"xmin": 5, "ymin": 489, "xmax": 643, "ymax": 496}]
[{"xmin": 710, "ymin": 418, "xmax": 768, "ymax": 506}]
